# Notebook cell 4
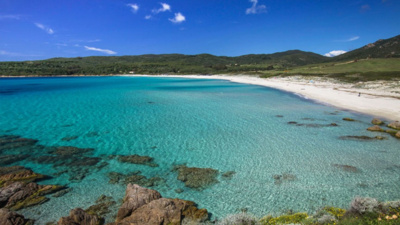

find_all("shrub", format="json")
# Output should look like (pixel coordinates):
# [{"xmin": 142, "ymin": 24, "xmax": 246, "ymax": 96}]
[{"xmin": 216, "ymin": 212, "xmax": 261, "ymax": 225}]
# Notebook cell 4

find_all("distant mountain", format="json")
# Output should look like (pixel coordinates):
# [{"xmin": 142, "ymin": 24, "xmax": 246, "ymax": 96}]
[{"xmin": 333, "ymin": 34, "xmax": 400, "ymax": 61}]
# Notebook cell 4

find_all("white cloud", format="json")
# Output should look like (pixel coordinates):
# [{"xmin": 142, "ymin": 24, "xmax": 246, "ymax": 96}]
[
  {"xmin": 34, "ymin": 23, "xmax": 54, "ymax": 34},
  {"xmin": 84, "ymin": 46, "xmax": 117, "ymax": 55},
  {"xmin": 324, "ymin": 50, "xmax": 347, "ymax": 57},
  {"xmin": 348, "ymin": 36, "xmax": 360, "ymax": 41},
  {"xmin": 169, "ymin": 12, "xmax": 185, "ymax": 23},
  {"xmin": 127, "ymin": 3, "xmax": 139, "ymax": 13},
  {"xmin": 152, "ymin": 3, "xmax": 171, "ymax": 14},
  {"xmin": 145, "ymin": 15, "xmax": 152, "ymax": 20},
  {"xmin": 0, "ymin": 14, "xmax": 21, "ymax": 20},
  {"xmin": 246, "ymin": 0, "xmax": 267, "ymax": 14}
]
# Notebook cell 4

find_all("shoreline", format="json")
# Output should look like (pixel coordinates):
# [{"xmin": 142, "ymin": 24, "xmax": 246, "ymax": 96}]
[
  {"xmin": 2, "ymin": 74, "xmax": 400, "ymax": 121},
  {"xmin": 125, "ymin": 74, "xmax": 400, "ymax": 121}
]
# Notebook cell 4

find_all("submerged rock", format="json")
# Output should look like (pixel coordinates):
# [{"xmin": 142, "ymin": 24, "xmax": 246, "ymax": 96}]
[
  {"xmin": 115, "ymin": 184, "xmax": 208, "ymax": 224},
  {"xmin": 0, "ymin": 135, "xmax": 38, "ymax": 154},
  {"xmin": 0, "ymin": 208, "xmax": 34, "ymax": 225},
  {"xmin": 107, "ymin": 171, "xmax": 164, "ymax": 187},
  {"xmin": 388, "ymin": 121, "xmax": 400, "ymax": 130},
  {"xmin": 116, "ymin": 154, "xmax": 158, "ymax": 167},
  {"xmin": 367, "ymin": 125, "xmax": 384, "ymax": 132},
  {"xmin": 221, "ymin": 171, "xmax": 236, "ymax": 179},
  {"xmin": 85, "ymin": 195, "xmax": 117, "ymax": 218},
  {"xmin": 343, "ymin": 118, "xmax": 355, "ymax": 121},
  {"xmin": 0, "ymin": 166, "xmax": 45, "ymax": 187},
  {"xmin": 339, "ymin": 135, "xmax": 386, "ymax": 141},
  {"xmin": 58, "ymin": 208, "xmax": 103, "ymax": 225},
  {"xmin": 61, "ymin": 136, "xmax": 79, "ymax": 141},
  {"xmin": 273, "ymin": 172, "xmax": 297, "ymax": 185},
  {"xmin": 0, "ymin": 155, "xmax": 29, "ymax": 166},
  {"xmin": 174, "ymin": 165, "xmax": 219, "ymax": 190},
  {"xmin": 332, "ymin": 164, "xmax": 359, "ymax": 173},
  {"xmin": 372, "ymin": 118, "xmax": 384, "ymax": 125},
  {"xmin": 49, "ymin": 146, "xmax": 94, "ymax": 156}
]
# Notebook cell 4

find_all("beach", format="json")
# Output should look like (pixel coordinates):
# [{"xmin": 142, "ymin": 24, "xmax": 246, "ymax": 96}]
[{"xmin": 130, "ymin": 74, "xmax": 400, "ymax": 121}]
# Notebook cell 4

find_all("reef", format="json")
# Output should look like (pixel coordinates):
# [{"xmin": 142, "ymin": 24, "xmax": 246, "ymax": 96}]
[
  {"xmin": 332, "ymin": 164, "xmax": 360, "ymax": 173},
  {"xmin": 173, "ymin": 164, "xmax": 219, "ymax": 190},
  {"xmin": 114, "ymin": 154, "xmax": 159, "ymax": 167},
  {"xmin": 272, "ymin": 172, "xmax": 297, "ymax": 185},
  {"xmin": 107, "ymin": 171, "xmax": 164, "ymax": 187}
]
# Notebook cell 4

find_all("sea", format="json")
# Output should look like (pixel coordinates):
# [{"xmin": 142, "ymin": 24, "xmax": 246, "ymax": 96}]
[{"xmin": 0, "ymin": 76, "xmax": 399, "ymax": 224}]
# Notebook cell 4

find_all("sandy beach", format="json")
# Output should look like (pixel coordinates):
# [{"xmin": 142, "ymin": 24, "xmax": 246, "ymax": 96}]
[{"xmin": 129, "ymin": 74, "xmax": 400, "ymax": 121}]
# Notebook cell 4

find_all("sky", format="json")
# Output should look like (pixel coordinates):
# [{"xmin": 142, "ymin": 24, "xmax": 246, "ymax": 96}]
[{"xmin": 0, "ymin": 0, "xmax": 399, "ymax": 61}]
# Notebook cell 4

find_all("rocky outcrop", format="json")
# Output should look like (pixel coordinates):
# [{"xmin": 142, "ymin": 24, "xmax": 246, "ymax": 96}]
[
  {"xmin": 396, "ymin": 131, "xmax": 400, "ymax": 139},
  {"xmin": 0, "ymin": 208, "xmax": 33, "ymax": 225},
  {"xmin": 58, "ymin": 208, "xmax": 103, "ymax": 225},
  {"xmin": 116, "ymin": 184, "xmax": 162, "ymax": 222},
  {"xmin": 174, "ymin": 165, "xmax": 219, "ymax": 190},
  {"xmin": 371, "ymin": 118, "xmax": 384, "ymax": 125},
  {"xmin": 114, "ymin": 184, "xmax": 209, "ymax": 225},
  {"xmin": 339, "ymin": 135, "xmax": 386, "ymax": 141},
  {"xmin": 343, "ymin": 118, "xmax": 355, "ymax": 122},
  {"xmin": 388, "ymin": 121, "xmax": 400, "ymax": 130},
  {"xmin": 367, "ymin": 125, "xmax": 384, "ymax": 132},
  {"xmin": 0, "ymin": 166, "xmax": 63, "ymax": 210}
]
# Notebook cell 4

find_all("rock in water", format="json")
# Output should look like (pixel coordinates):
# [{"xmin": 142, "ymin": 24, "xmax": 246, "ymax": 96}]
[
  {"xmin": 367, "ymin": 125, "xmax": 384, "ymax": 132},
  {"xmin": 371, "ymin": 118, "xmax": 384, "ymax": 125},
  {"xmin": 58, "ymin": 208, "xmax": 103, "ymax": 225},
  {"xmin": 388, "ymin": 121, "xmax": 400, "ymax": 130},
  {"xmin": 343, "ymin": 118, "xmax": 355, "ymax": 121},
  {"xmin": 115, "ymin": 184, "xmax": 209, "ymax": 224},
  {"xmin": 0, "ymin": 208, "xmax": 33, "ymax": 225},
  {"xmin": 174, "ymin": 165, "xmax": 219, "ymax": 190},
  {"xmin": 396, "ymin": 131, "xmax": 400, "ymax": 139}
]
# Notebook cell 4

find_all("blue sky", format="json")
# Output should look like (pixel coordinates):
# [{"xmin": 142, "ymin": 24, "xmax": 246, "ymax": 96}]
[{"xmin": 0, "ymin": 0, "xmax": 399, "ymax": 61}]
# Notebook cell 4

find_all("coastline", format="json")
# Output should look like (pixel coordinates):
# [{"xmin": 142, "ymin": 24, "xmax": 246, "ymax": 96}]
[{"xmin": 126, "ymin": 74, "xmax": 400, "ymax": 121}]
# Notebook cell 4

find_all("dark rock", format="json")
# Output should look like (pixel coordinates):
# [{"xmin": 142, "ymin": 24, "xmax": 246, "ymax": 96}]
[
  {"xmin": 333, "ymin": 164, "xmax": 359, "ymax": 173},
  {"xmin": 49, "ymin": 146, "xmax": 94, "ymax": 156},
  {"xmin": 107, "ymin": 171, "xmax": 164, "ymax": 187},
  {"xmin": 343, "ymin": 118, "xmax": 355, "ymax": 121},
  {"xmin": 388, "ymin": 121, "xmax": 400, "ymax": 130},
  {"xmin": 0, "ymin": 135, "xmax": 38, "ymax": 153},
  {"xmin": 287, "ymin": 121, "xmax": 298, "ymax": 125},
  {"xmin": 116, "ymin": 154, "xmax": 158, "ymax": 167},
  {"xmin": 339, "ymin": 135, "xmax": 386, "ymax": 141},
  {"xmin": 367, "ymin": 125, "xmax": 384, "ymax": 132},
  {"xmin": 0, "ymin": 208, "xmax": 34, "ymax": 225},
  {"xmin": 330, "ymin": 123, "xmax": 339, "ymax": 127},
  {"xmin": 396, "ymin": 131, "xmax": 400, "ymax": 139},
  {"xmin": 85, "ymin": 132, "xmax": 100, "ymax": 137},
  {"xmin": 276, "ymin": 115, "xmax": 284, "ymax": 118},
  {"xmin": 85, "ymin": 195, "xmax": 116, "ymax": 217},
  {"xmin": 52, "ymin": 188, "xmax": 72, "ymax": 198},
  {"xmin": 221, "ymin": 171, "xmax": 236, "ymax": 179},
  {"xmin": 58, "ymin": 208, "xmax": 103, "ymax": 225},
  {"xmin": 115, "ymin": 184, "xmax": 208, "ymax": 224},
  {"xmin": 371, "ymin": 118, "xmax": 384, "ymax": 125},
  {"xmin": 0, "ymin": 154, "xmax": 29, "ymax": 166},
  {"xmin": 273, "ymin": 172, "xmax": 297, "ymax": 185},
  {"xmin": 174, "ymin": 165, "xmax": 219, "ymax": 190},
  {"xmin": 61, "ymin": 136, "xmax": 79, "ymax": 141}
]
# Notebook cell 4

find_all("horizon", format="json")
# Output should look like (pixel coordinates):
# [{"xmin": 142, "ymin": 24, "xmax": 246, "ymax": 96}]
[{"xmin": 1, "ymin": 0, "xmax": 399, "ymax": 61}]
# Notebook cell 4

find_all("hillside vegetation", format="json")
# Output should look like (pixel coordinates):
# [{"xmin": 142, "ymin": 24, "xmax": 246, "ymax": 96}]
[{"xmin": 0, "ymin": 34, "xmax": 399, "ymax": 81}]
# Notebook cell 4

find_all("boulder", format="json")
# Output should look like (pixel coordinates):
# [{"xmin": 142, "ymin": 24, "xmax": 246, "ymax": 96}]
[
  {"xmin": 119, "ymin": 198, "xmax": 208, "ymax": 225},
  {"xmin": 388, "ymin": 121, "xmax": 400, "ymax": 130},
  {"xmin": 367, "ymin": 125, "xmax": 384, "ymax": 132},
  {"xmin": 396, "ymin": 131, "xmax": 400, "ymax": 139},
  {"xmin": 0, "ymin": 208, "xmax": 33, "ymax": 225},
  {"xmin": 116, "ymin": 183, "xmax": 161, "ymax": 222},
  {"xmin": 371, "ymin": 118, "xmax": 384, "ymax": 125},
  {"xmin": 0, "ymin": 166, "xmax": 45, "ymax": 187},
  {"xmin": 115, "ymin": 184, "xmax": 209, "ymax": 224},
  {"xmin": 58, "ymin": 208, "xmax": 103, "ymax": 225}
]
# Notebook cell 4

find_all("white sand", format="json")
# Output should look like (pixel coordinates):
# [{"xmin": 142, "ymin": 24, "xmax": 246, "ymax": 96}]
[{"xmin": 127, "ymin": 74, "xmax": 400, "ymax": 121}]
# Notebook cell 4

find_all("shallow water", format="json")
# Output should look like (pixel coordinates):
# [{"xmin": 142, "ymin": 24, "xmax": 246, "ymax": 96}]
[{"xmin": 1, "ymin": 76, "xmax": 399, "ymax": 224}]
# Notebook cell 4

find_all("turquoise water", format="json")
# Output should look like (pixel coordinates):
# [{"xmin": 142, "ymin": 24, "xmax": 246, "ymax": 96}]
[{"xmin": 1, "ymin": 76, "xmax": 399, "ymax": 224}]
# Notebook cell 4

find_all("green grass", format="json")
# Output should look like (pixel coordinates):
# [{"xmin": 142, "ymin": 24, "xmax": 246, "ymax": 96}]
[{"xmin": 259, "ymin": 58, "xmax": 400, "ymax": 82}]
